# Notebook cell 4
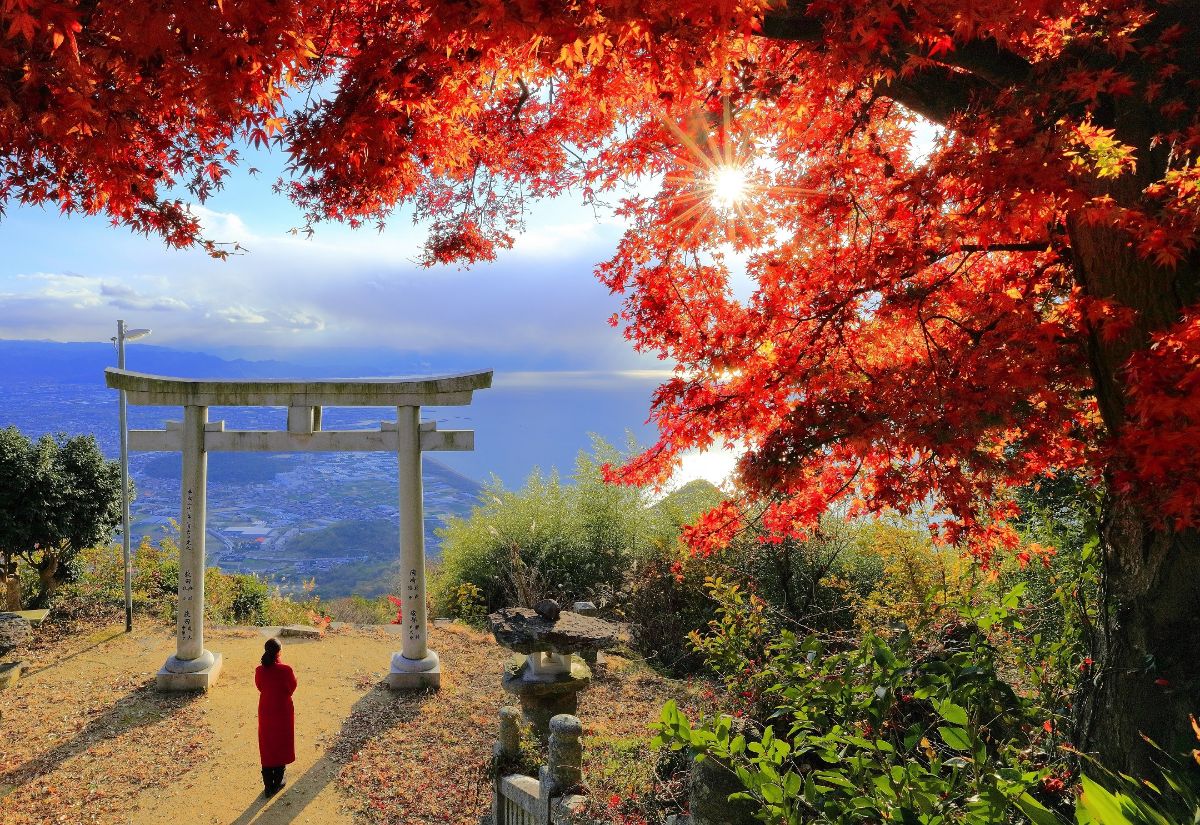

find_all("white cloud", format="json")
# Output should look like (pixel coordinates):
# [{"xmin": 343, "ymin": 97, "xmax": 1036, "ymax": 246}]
[
  {"xmin": 190, "ymin": 204, "xmax": 253, "ymax": 241},
  {"xmin": 213, "ymin": 305, "xmax": 269, "ymax": 324},
  {"xmin": 278, "ymin": 311, "xmax": 325, "ymax": 332},
  {"xmin": 101, "ymin": 283, "xmax": 190, "ymax": 311},
  {"xmin": 497, "ymin": 369, "xmax": 673, "ymax": 390},
  {"xmin": 0, "ymin": 188, "xmax": 650, "ymax": 370},
  {"xmin": 667, "ymin": 441, "xmax": 742, "ymax": 493}
]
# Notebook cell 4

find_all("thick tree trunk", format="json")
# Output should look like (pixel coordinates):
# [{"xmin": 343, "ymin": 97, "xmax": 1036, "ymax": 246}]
[
  {"xmin": 1081, "ymin": 500, "xmax": 1200, "ymax": 775},
  {"xmin": 33, "ymin": 553, "xmax": 59, "ymax": 609},
  {"xmin": 1069, "ymin": 200, "xmax": 1200, "ymax": 775},
  {"xmin": 1060, "ymin": 3, "xmax": 1200, "ymax": 765}
]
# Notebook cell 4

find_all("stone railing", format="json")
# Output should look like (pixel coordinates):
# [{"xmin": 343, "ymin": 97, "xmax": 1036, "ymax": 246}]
[{"xmin": 493, "ymin": 707, "xmax": 588, "ymax": 825}]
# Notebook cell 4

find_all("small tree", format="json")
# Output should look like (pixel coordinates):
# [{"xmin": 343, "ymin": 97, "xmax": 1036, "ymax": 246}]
[{"xmin": 0, "ymin": 427, "xmax": 123, "ymax": 607}]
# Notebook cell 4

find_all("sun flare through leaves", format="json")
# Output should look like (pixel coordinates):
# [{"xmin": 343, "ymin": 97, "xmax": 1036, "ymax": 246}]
[{"xmin": 709, "ymin": 165, "xmax": 749, "ymax": 210}]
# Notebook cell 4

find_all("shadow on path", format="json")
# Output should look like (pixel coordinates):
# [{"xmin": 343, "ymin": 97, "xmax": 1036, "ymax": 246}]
[
  {"xmin": 23, "ymin": 624, "xmax": 126, "ymax": 677},
  {"xmin": 0, "ymin": 677, "xmax": 202, "ymax": 789},
  {"xmin": 230, "ymin": 684, "xmax": 434, "ymax": 825}
]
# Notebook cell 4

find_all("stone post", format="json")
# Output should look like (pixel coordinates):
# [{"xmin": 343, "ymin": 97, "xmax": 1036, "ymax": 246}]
[
  {"xmin": 688, "ymin": 746, "xmax": 759, "ymax": 825},
  {"xmin": 157, "ymin": 404, "xmax": 222, "ymax": 690},
  {"xmin": 493, "ymin": 706, "xmax": 522, "ymax": 823},
  {"xmin": 545, "ymin": 714, "xmax": 583, "ymax": 793},
  {"xmin": 497, "ymin": 706, "xmax": 522, "ymax": 760},
  {"xmin": 386, "ymin": 405, "xmax": 441, "ymax": 689},
  {"xmin": 539, "ymin": 714, "xmax": 583, "ymax": 824}
]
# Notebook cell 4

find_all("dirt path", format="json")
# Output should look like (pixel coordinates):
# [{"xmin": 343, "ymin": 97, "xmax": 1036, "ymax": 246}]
[
  {"xmin": 2, "ymin": 615, "xmax": 710, "ymax": 825},
  {"xmin": 129, "ymin": 625, "xmax": 402, "ymax": 825},
  {"xmin": 1, "ymin": 620, "xmax": 502, "ymax": 825}
]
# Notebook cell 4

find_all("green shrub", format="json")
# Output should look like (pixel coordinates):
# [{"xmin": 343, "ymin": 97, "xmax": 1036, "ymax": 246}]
[
  {"xmin": 0, "ymin": 427, "xmax": 122, "ymax": 607},
  {"xmin": 998, "ymin": 472, "xmax": 1103, "ymax": 727},
  {"xmin": 433, "ymin": 435, "xmax": 655, "ymax": 612},
  {"xmin": 442, "ymin": 581, "xmax": 488, "ymax": 627},
  {"xmin": 621, "ymin": 551, "xmax": 729, "ymax": 673},
  {"xmin": 655, "ymin": 578, "xmax": 1061, "ymax": 823},
  {"xmin": 229, "ymin": 573, "xmax": 270, "ymax": 624}
]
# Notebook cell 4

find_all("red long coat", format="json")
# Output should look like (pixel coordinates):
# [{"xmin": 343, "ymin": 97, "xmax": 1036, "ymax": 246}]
[{"xmin": 255, "ymin": 662, "xmax": 297, "ymax": 767}]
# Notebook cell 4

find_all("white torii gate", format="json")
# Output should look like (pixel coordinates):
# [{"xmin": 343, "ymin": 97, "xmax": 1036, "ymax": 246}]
[{"xmin": 105, "ymin": 368, "xmax": 492, "ymax": 691}]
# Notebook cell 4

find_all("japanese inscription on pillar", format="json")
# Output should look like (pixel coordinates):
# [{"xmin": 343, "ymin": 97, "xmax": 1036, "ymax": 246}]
[
  {"xmin": 406, "ymin": 567, "xmax": 421, "ymax": 642},
  {"xmin": 180, "ymin": 488, "xmax": 195, "ymax": 642}
]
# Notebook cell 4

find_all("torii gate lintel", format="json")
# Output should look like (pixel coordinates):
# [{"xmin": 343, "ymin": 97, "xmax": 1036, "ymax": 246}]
[{"xmin": 104, "ymin": 368, "xmax": 492, "ymax": 692}]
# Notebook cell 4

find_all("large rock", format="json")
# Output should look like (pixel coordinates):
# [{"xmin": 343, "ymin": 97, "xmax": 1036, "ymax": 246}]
[
  {"xmin": 0, "ymin": 661, "xmax": 22, "ymax": 690},
  {"xmin": 2, "ymin": 609, "xmax": 48, "ymax": 628},
  {"xmin": 489, "ymin": 607, "xmax": 618, "ymax": 655},
  {"xmin": 689, "ymin": 750, "xmax": 759, "ymax": 825},
  {"xmin": 6, "ymin": 609, "xmax": 49, "ymax": 627},
  {"xmin": 0, "ymin": 613, "xmax": 31, "ymax": 656},
  {"xmin": 279, "ymin": 624, "xmax": 322, "ymax": 639},
  {"xmin": 533, "ymin": 599, "xmax": 561, "ymax": 622}
]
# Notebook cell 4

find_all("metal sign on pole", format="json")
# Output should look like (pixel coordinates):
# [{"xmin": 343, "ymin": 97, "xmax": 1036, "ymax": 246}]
[{"xmin": 113, "ymin": 321, "xmax": 150, "ymax": 634}]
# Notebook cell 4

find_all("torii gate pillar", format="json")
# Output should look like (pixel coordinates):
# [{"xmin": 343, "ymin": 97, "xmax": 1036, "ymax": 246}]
[
  {"xmin": 105, "ymin": 368, "xmax": 491, "ymax": 693},
  {"xmin": 386, "ymin": 405, "xmax": 439, "ymax": 688},
  {"xmin": 158, "ymin": 404, "xmax": 222, "ymax": 689}
]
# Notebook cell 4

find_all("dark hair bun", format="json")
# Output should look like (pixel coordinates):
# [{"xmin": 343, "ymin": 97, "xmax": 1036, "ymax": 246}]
[{"xmin": 261, "ymin": 638, "xmax": 281, "ymax": 667}]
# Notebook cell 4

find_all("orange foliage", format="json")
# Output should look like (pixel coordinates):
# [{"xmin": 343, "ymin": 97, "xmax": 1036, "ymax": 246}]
[{"xmin": 3, "ymin": 0, "xmax": 1199, "ymax": 558}]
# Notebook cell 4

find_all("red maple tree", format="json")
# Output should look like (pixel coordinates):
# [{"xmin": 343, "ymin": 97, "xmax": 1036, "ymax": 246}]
[{"xmin": 3, "ymin": 0, "xmax": 1198, "ymax": 775}]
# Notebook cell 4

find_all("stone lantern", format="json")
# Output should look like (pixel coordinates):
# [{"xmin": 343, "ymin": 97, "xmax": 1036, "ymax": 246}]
[{"xmin": 489, "ymin": 600, "xmax": 618, "ymax": 738}]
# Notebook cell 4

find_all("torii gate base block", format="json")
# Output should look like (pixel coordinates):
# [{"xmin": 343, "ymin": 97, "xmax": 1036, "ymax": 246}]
[
  {"xmin": 385, "ymin": 650, "xmax": 441, "ymax": 690},
  {"xmin": 158, "ymin": 653, "xmax": 224, "ymax": 691}
]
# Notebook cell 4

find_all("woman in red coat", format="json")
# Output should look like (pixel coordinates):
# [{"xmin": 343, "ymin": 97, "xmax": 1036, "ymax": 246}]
[{"xmin": 255, "ymin": 638, "xmax": 297, "ymax": 796}]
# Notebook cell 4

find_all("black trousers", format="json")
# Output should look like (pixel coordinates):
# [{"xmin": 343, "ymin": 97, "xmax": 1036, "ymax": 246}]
[{"xmin": 261, "ymin": 765, "xmax": 285, "ymax": 791}]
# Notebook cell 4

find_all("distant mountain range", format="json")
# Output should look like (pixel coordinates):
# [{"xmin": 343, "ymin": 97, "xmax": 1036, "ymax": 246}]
[
  {"xmin": 0, "ymin": 338, "xmax": 661, "ymax": 486},
  {"xmin": 0, "ymin": 340, "xmax": 304, "ymax": 383}
]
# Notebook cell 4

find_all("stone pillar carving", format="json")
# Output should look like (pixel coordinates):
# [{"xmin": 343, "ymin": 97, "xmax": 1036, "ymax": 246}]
[
  {"xmin": 386, "ymin": 405, "xmax": 441, "ymax": 689},
  {"xmin": 157, "ymin": 404, "xmax": 222, "ymax": 690}
]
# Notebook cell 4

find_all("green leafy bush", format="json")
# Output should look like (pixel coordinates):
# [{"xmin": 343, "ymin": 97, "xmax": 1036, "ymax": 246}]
[
  {"xmin": 433, "ymin": 435, "xmax": 658, "ymax": 613},
  {"xmin": 323, "ymin": 594, "xmax": 397, "ymax": 624},
  {"xmin": 441, "ymin": 581, "xmax": 488, "ymax": 627},
  {"xmin": 62, "ymin": 533, "xmax": 324, "ymax": 628},
  {"xmin": 1, "ymin": 427, "xmax": 123, "ymax": 606},
  {"xmin": 230, "ymin": 573, "xmax": 271, "ymax": 624},
  {"xmin": 654, "ymin": 579, "xmax": 1061, "ymax": 824}
]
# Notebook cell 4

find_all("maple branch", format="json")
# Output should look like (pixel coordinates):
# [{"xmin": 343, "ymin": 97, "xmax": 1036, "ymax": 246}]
[
  {"xmin": 760, "ymin": 6, "xmax": 1030, "ymax": 84},
  {"xmin": 879, "ymin": 67, "xmax": 997, "ymax": 125},
  {"xmin": 759, "ymin": 8, "xmax": 824, "ymax": 42},
  {"xmin": 957, "ymin": 242, "xmax": 1050, "ymax": 253},
  {"xmin": 941, "ymin": 39, "xmax": 1032, "ymax": 87},
  {"xmin": 759, "ymin": 7, "xmax": 1033, "ymax": 124},
  {"xmin": 924, "ymin": 241, "xmax": 1053, "ymax": 265}
]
